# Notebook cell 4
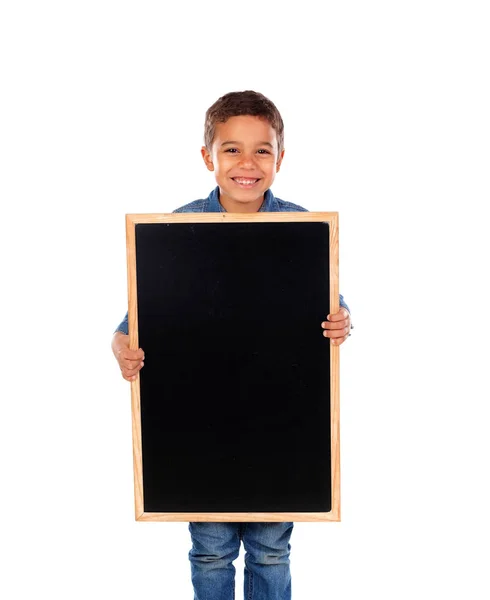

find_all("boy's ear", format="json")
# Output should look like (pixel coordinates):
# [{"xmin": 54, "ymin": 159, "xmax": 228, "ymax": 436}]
[
  {"xmin": 201, "ymin": 146, "xmax": 214, "ymax": 171},
  {"xmin": 276, "ymin": 149, "xmax": 285, "ymax": 172}
]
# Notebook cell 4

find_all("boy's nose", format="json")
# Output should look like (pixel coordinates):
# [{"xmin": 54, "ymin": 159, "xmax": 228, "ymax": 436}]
[{"xmin": 237, "ymin": 153, "xmax": 257, "ymax": 167}]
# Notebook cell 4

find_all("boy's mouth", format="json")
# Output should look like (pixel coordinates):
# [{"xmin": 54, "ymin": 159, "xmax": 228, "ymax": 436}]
[{"xmin": 231, "ymin": 177, "xmax": 261, "ymax": 189}]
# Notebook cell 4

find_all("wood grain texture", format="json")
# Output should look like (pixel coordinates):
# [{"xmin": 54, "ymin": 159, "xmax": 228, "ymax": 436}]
[
  {"xmin": 329, "ymin": 213, "xmax": 341, "ymax": 521},
  {"xmin": 125, "ymin": 216, "xmax": 144, "ymax": 519},
  {"xmin": 126, "ymin": 211, "xmax": 341, "ymax": 522},
  {"xmin": 126, "ymin": 211, "xmax": 337, "ymax": 224},
  {"xmin": 136, "ymin": 511, "xmax": 339, "ymax": 522}
]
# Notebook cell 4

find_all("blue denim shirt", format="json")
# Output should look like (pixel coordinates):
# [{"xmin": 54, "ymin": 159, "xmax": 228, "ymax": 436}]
[{"xmin": 115, "ymin": 186, "xmax": 349, "ymax": 334}]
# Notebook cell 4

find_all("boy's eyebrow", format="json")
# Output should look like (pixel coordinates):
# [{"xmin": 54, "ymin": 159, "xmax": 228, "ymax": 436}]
[{"xmin": 220, "ymin": 140, "xmax": 274, "ymax": 148}]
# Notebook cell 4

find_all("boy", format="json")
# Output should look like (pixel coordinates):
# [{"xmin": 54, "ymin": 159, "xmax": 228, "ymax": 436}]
[{"xmin": 112, "ymin": 90, "xmax": 351, "ymax": 600}]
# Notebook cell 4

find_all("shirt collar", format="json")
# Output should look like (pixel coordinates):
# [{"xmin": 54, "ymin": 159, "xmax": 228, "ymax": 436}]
[{"xmin": 205, "ymin": 186, "xmax": 277, "ymax": 213}]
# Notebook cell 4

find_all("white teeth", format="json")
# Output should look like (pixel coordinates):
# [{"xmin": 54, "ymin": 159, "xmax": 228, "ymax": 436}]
[{"xmin": 234, "ymin": 178, "xmax": 258, "ymax": 184}]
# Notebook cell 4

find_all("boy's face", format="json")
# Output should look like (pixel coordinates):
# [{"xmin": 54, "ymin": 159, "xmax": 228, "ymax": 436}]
[{"xmin": 201, "ymin": 115, "xmax": 285, "ymax": 213}]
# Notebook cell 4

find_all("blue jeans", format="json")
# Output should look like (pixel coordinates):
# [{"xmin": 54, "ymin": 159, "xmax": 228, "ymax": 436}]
[{"xmin": 189, "ymin": 522, "xmax": 294, "ymax": 600}]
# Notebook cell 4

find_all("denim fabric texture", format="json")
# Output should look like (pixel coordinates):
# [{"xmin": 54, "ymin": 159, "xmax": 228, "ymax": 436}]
[{"xmin": 189, "ymin": 522, "xmax": 293, "ymax": 600}]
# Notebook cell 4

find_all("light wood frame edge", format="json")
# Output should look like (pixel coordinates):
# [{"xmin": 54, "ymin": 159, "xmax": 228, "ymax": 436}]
[
  {"xmin": 329, "ymin": 213, "xmax": 340, "ymax": 522},
  {"xmin": 125, "ymin": 211, "xmax": 340, "ymax": 522},
  {"xmin": 126, "ymin": 215, "xmax": 144, "ymax": 519}
]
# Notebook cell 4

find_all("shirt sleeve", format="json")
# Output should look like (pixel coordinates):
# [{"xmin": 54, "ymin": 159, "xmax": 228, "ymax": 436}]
[
  {"xmin": 339, "ymin": 294, "xmax": 350, "ymax": 314},
  {"xmin": 114, "ymin": 312, "xmax": 129, "ymax": 335}
]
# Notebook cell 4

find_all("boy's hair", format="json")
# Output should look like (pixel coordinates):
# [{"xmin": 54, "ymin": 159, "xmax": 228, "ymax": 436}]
[{"xmin": 204, "ymin": 90, "xmax": 284, "ymax": 154}]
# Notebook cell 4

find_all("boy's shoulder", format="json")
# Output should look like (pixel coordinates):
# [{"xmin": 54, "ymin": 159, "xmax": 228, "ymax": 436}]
[
  {"xmin": 172, "ymin": 199, "xmax": 207, "ymax": 213},
  {"xmin": 273, "ymin": 198, "xmax": 309, "ymax": 212}
]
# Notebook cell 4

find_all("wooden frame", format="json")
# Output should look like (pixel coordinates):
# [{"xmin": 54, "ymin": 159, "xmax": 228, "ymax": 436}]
[{"xmin": 126, "ymin": 211, "xmax": 340, "ymax": 522}]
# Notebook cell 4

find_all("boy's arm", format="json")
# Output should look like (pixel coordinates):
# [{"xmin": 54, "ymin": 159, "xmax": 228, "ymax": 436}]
[
  {"xmin": 112, "ymin": 312, "xmax": 145, "ymax": 382},
  {"xmin": 112, "ymin": 289, "xmax": 351, "ymax": 378}
]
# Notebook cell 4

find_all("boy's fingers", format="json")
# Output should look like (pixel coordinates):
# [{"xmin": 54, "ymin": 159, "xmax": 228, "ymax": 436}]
[
  {"xmin": 120, "ymin": 348, "xmax": 144, "ymax": 360},
  {"xmin": 120, "ymin": 355, "xmax": 144, "ymax": 368},
  {"xmin": 321, "ymin": 320, "xmax": 348, "ymax": 330},
  {"xmin": 323, "ymin": 326, "xmax": 350, "ymax": 338},
  {"xmin": 325, "ymin": 308, "xmax": 350, "ymax": 322},
  {"xmin": 322, "ymin": 308, "xmax": 350, "ymax": 332},
  {"xmin": 122, "ymin": 358, "xmax": 144, "ymax": 369},
  {"xmin": 121, "ymin": 362, "xmax": 144, "ymax": 377}
]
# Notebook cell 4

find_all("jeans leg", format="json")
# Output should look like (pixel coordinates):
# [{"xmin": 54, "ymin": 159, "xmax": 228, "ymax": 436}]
[
  {"xmin": 242, "ymin": 522, "xmax": 293, "ymax": 600},
  {"xmin": 188, "ymin": 522, "xmax": 241, "ymax": 600}
]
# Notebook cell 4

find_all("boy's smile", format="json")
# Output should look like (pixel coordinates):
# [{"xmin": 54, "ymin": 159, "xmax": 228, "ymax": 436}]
[{"xmin": 201, "ymin": 115, "xmax": 284, "ymax": 213}]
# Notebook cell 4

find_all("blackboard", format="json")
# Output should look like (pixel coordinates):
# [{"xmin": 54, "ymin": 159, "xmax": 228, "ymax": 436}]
[{"xmin": 126, "ymin": 212, "xmax": 340, "ymax": 522}]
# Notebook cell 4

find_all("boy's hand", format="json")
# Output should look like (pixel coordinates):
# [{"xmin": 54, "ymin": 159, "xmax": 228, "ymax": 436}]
[
  {"xmin": 321, "ymin": 308, "xmax": 351, "ymax": 346},
  {"xmin": 111, "ymin": 332, "xmax": 145, "ymax": 382}
]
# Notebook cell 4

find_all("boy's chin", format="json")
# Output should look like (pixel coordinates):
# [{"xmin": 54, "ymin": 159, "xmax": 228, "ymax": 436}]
[
  {"xmin": 231, "ymin": 190, "xmax": 265, "ymax": 202},
  {"xmin": 225, "ymin": 181, "xmax": 268, "ymax": 197}
]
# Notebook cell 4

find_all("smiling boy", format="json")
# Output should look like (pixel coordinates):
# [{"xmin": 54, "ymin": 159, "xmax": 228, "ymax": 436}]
[
  {"xmin": 112, "ymin": 91, "xmax": 351, "ymax": 600},
  {"xmin": 201, "ymin": 112, "xmax": 284, "ymax": 213}
]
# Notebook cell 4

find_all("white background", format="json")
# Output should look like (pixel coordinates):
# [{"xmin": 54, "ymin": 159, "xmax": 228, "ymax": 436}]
[{"xmin": 1, "ymin": 1, "xmax": 489, "ymax": 598}]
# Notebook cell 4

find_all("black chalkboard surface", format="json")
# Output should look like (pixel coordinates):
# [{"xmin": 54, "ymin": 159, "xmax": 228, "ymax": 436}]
[{"xmin": 126, "ymin": 212, "xmax": 340, "ymax": 522}]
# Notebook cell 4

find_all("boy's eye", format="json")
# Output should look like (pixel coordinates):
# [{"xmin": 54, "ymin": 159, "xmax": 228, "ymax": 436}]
[{"xmin": 224, "ymin": 148, "xmax": 271, "ymax": 154}]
